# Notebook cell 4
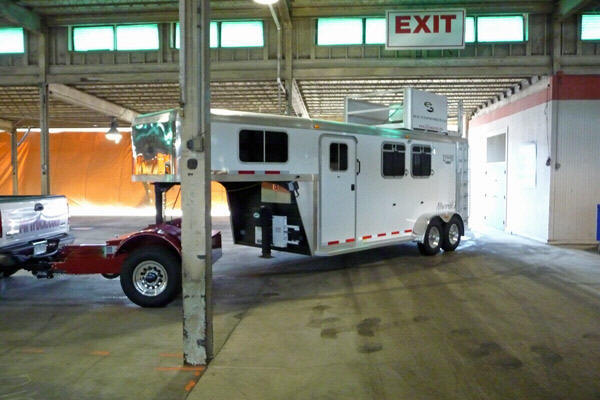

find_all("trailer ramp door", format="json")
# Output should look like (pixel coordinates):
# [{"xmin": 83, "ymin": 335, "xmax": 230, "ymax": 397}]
[{"xmin": 320, "ymin": 136, "xmax": 357, "ymax": 246}]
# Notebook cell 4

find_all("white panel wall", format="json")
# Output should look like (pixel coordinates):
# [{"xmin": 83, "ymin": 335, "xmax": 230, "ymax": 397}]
[
  {"xmin": 469, "ymin": 82, "xmax": 552, "ymax": 242},
  {"xmin": 550, "ymin": 100, "xmax": 600, "ymax": 244}
]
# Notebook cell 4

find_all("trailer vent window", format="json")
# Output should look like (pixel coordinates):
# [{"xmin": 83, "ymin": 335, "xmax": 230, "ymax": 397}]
[
  {"xmin": 382, "ymin": 143, "xmax": 406, "ymax": 177},
  {"xmin": 412, "ymin": 145, "xmax": 432, "ymax": 177},
  {"xmin": 330, "ymin": 143, "xmax": 348, "ymax": 171},
  {"xmin": 239, "ymin": 130, "xmax": 288, "ymax": 163}
]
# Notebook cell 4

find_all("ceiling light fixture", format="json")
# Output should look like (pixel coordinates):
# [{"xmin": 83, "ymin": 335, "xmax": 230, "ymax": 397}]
[
  {"xmin": 105, "ymin": 117, "xmax": 122, "ymax": 144},
  {"xmin": 253, "ymin": 0, "xmax": 279, "ymax": 4}
]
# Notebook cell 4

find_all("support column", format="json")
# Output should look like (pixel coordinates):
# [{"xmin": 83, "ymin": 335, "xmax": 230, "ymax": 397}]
[
  {"xmin": 179, "ymin": 0, "xmax": 213, "ymax": 365},
  {"xmin": 284, "ymin": 22, "xmax": 293, "ymax": 116},
  {"xmin": 10, "ymin": 127, "xmax": 18, "ymax": 195},
  {"xmin": 39, "ymin": 28, "xmax": 50, "ymax": 195}
]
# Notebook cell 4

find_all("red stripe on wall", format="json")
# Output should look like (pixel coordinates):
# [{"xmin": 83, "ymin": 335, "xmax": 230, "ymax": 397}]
[{"xmin": 470, "ymin": 74, "xmax": 600, "ymax": 128}]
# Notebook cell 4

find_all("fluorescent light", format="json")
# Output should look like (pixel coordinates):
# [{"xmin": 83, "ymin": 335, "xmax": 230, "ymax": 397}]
[{"xmin": 253, "ymin": 0, "xmax": 278, "ymax": 4}]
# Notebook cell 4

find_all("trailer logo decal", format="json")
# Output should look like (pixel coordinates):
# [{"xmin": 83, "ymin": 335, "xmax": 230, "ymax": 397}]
[{"xmin": 424, "ymin": 102, "xmax": 434, "ymax": 113}]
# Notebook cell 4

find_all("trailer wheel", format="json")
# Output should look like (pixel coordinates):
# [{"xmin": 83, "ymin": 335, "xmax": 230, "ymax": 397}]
[
  {"xmin": 442, "ymin": 216, "xmax": 462, "ymax": 252},
  {"xmin": 120, "ymin": 248, "xmax": 181, "ymax": 308},
  {"xmin": 0, "ymin": 267, "xmax": 19, "ymax": 278},
  {"xmin": 417, "ymin": 220, "xmax": 443, "ymax": 256}
]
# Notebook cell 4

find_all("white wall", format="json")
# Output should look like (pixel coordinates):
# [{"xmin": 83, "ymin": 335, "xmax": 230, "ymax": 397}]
[
  {"xmin": 469, "ymin": 80, "xmax": 552, "ymax": 242},
  {"xmin": 550, "ymin": 100, "xmax": 600, "ymax": 243}
]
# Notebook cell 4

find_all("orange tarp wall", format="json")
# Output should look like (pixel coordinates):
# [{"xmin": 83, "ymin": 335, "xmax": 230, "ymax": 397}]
[{"xmin": 0, "ymin": 131, "xmax": 228, "ymax": 211}]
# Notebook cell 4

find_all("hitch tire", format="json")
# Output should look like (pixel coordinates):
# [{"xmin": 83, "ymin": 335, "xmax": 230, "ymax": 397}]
[{"xmin": 120, "ymin": 248, "xmax": 181, "ymax": 308}]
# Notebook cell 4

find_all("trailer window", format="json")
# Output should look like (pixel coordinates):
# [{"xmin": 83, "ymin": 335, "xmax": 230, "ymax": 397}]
[
  {"xmin": 330, "ymin": 143, "xmax": 348, "ymax": 171},
  {"xmin": 382, "ymin": 143, "xmax": 405, "ymax": 177},
  {"xmin": 412, "ymin": 145, "xmax": 432, "ymax": 177},
  {"xmin": 239, "ymin": 130, "xmax": 288, "ymax": 163}
]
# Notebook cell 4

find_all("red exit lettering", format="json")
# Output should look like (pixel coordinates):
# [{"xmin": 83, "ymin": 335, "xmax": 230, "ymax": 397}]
[{"xmin": 395, "ymin": 14, "xmax": 457, "ymax": 34}]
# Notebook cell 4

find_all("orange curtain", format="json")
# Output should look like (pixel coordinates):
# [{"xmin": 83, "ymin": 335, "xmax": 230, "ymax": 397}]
[{"xmin": 0, "ymin": 131, "xmax": 227, "ymax": 211}]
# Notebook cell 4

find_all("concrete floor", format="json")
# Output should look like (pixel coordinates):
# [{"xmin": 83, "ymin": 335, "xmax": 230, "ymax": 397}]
[{"xmin": 1, "ymin": 217, "xmax": 599, "ymax": 400}]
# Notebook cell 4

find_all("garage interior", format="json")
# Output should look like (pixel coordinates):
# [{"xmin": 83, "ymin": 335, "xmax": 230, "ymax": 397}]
[{"xmin": 1, "ymin": 1, "xmax": 600, "ymax": 399}]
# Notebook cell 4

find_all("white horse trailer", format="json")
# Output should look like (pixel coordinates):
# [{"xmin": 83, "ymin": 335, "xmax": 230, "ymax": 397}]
[{"xmin": 131, "ymin": 108, "xmax": 468, "ymax": 257}]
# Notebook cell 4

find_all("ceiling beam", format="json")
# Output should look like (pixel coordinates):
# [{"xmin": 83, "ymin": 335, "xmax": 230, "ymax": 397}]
[
  {"xmin": 278, "ymin": 0, "xmax": 292, "ymax": 26},
  {"xmin": 0, "ymin": 117, "xmax": 13, "ymax": 132},
  {"xmin": 291, "ymin": 78, "xmax": 310, "ymax": 118},
  {"xmin": 556, "ymin": 0, "xmax": 596, "ymax": 20},
  {"xmin": 0, "ymin": 0, "xmax": 41, "ymax": 32},
  {"xmin": 48, "ymin": 83, "xmax": 139, "ymax": 123}
]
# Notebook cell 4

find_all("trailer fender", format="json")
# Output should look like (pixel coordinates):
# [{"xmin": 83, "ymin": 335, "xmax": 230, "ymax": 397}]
[
  {"xmin": 115, "ymin": 232, "xmax": 181, "ymax": 260},
  {"xmin": 412, "ymin": 213, "xmax": 459, "ymax": 243}
]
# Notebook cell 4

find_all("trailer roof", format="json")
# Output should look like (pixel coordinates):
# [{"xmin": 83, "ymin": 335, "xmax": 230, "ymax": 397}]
[{"xmin": 134, "ymin": 108, "xmax": 466, "ymax": 145}]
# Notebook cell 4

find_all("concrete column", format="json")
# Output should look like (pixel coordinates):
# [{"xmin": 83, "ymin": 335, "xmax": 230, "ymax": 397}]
[
  {"xmin": 39, "ymin": 28, "xmax": 50, "ymax": 195},
  {"xmin": 10, "ymin": 127, "xmax": 18, "ymax": 195},
  {"xmin": 179, "ymin": 0, "xmax": 213, "ymax": 365}
]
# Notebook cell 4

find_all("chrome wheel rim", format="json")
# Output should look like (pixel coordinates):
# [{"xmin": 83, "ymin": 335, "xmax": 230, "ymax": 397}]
[
  {"xmin": 133, "ymin": 261, "xmax": 168, "ymax": 297},
  {"xmin": 427, "ymin": 226, "xmax": 441, "ymax": 249},
  {"xmin": 448, "ymin": 224, "xmax": 460, "ymax": 246}
]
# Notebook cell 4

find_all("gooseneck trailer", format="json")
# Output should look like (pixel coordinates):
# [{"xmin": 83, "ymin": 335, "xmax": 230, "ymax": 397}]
[{"xmin": 0, "ymin": 90, "xmax": 468, "ymax": 307}]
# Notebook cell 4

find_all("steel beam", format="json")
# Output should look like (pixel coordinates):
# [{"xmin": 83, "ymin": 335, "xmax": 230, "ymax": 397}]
[
  {"xmin": 180, "ymin": 0, "xmax": 213, "ymax": 366},
  {"xmin": 291, "ymin": 79, "xmax": 310, "ymax": 118},
  {"xmin": 557, "ymin": 0, "xmax": 595, "ymax": 20},
  {"xmin": 0, "ymin": 0, "xmax": 41, "ymax": 32},
  {"xmin": 10, "ymin": 127, "xmax": 18, "ymax": 195},
  {"xmin": 48, "ymin": 83, "xmax": 139, "ymax": 123},
  {"xmin": 39, "ymin": 28, "xmax": 50, "ymax": 196}
]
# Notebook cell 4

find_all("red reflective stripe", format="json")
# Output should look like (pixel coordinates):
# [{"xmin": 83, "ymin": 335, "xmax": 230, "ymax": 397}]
[
  {"xmin": 346, "ymin": 238, "xmax": 355, "ymax": 243},
  {"xmin": 328, "ymin": 240, "xmax": 339, "ymax": 246},
  {"xmin": 404, "ymin": 229, "xmax": 413, "ymax": 233},
  {"xmin": 391, "ymin": 231, "xmax": 400, "ymax": 235},
  {"xmin": 238, "ymin": 170, "xmax": 255, "ymax": 175},
  {"xmin": 378, "ymin": 233, "xmax": 387, "ymax": 237},
  {"xmin": 362, "ymin": 235, "xmax": 372, "ymax": 240},
  {"xmin": 265, "ymin": 171, "xmax": 281, "ymax": 174}
]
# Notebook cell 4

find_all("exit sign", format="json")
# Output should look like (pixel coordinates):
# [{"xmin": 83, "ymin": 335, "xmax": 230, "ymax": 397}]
[{"xmin": 386, "ymin": 9, "xmax": 465, "ymax": 50}]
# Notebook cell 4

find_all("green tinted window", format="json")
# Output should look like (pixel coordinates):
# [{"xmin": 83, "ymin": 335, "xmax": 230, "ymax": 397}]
[
  {"xmin": 317, "ymin": 18, "xmax": 363, "ymax": 45},
  {"xmin": 116, "ymin": 24, "xmax": 159, "ymax": 50},
  {"xmin": 581, "ymin": 15, "xmax": 600, "ymax": 40},
  {"xmin": 477, "ymin": 16, "xmax": 524, "ymax": 42},
  {"xmin": 0, "ymin": 28, "xmax": 24, "ymax": 54},
  {"xmin": 73, "ymin": 26, "xmax": 114, "ymax": 51},
  {"xmin": 465, "ymin": 17, "xmax": 475, "ymax": 43},
  {"xmin": 175, "ymin": 21, "xmax": 218, "ymax": 49},
  {"xmin": 220, "ymin": 21, "xmax": 264, "ymax": 47},
  {"xmin": 365, "ymin": 18, "xmax": 386, "ymax": 45}
]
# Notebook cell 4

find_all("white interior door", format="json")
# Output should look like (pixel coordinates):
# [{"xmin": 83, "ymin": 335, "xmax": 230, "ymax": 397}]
[
  {"xmin": 320, "ymin": 136, "xmax": 356, "ymax": 245},
  {"xmin": 484, "ymin": 133, "xmax": 507, "ymax": 230}
]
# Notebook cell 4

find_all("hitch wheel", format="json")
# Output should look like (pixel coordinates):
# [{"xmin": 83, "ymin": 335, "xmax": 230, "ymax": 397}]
[{"xmin": 120, "ymin": 248, "xmax": 181, "ymax": 308}]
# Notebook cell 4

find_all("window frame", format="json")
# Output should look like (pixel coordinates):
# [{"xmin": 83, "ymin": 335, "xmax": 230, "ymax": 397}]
[
  {"xmin": 0, "ymin": 27, "xmax": 25, "ymax": 54},
  {"xmin": 475, "ymin": 15, "xmax": 528, "ymax": 43},
  {"xmin": 329, "ymin": 142, "xmax": 349, "ymax": 172},
  {"xmin": 71, "ymin": 24, "xmax": 160, "ymax": 52},
  {"xmin": 220, "ymin": 20, "xmax": 265, "ymax": 48},
  {"xmin": 238, "ymin": 129, "xmax": 288, "ymax": 164},
  {"xmin": 316, "ymin": 17, "xmax": 386, "ymax": 46},
  {"xmin": 173, "ymin": 21, "xmax": 220, "ymax": 49},
  {"xmin": 410, "ymin": 144, "xmax": 433, "ymax": 178},
  {"xmin": 581, "ymin": 14, "xmax": 600, "ymax": 42},
  {"xmin": 381, "ymin": 142, "xmax": 406, "ymax": 179}
]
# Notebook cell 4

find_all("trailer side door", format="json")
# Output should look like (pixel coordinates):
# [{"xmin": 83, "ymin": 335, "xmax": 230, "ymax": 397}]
[{"xmin": 319, "ymin": 135, "xmax": 357, "ymax": 246}]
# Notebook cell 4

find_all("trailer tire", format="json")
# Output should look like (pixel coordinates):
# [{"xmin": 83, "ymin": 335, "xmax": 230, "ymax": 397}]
[
  {"xmin": 417, "ymin": 220, "xmax": 443, "ymax": 256},
  {"xmin": 442, "ymin": 216, "xmax": 462, "ymax": 252},
  {"xmin": 120, "ymin": 248, "xmax": 181, "ymax": 308},
  {"xmin": 0, "ymin": 267, "xmax": 19, "ymax": 278}
]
